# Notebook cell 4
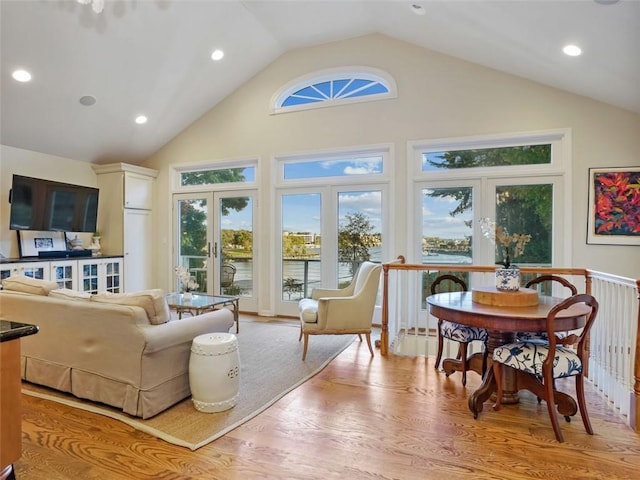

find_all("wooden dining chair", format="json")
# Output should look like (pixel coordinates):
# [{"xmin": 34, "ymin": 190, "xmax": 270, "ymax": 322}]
[
  {"xmin": 431, "ymin": 274, "xmax": 488, "ymax": 386},
  {"xmin": 516, "ymin": 275, "xmax": 578, "ymax": 342},
  {"xmin": 492, "ymin": 293, "xmax": 599, "ymax": 442}
]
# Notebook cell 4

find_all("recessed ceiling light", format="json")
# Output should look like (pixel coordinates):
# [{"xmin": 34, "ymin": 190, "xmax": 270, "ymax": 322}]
[
  {"xmin": 562, "ymin": 44, "xmax": 582, "ymax": 57},
  {"xmin": 410, "ymin": 4, "xmax": 426, "ymax": 16},
  {"xmin": 12, "ymin": 69, "xmax": 32, "ymax": 82},
  {"xmin": 211, "ymin": 49, "xmax": 224, "ymax": 61},
  {"xmin": 594, "ymin": 0, "xmax": 619, "ymax": 5},
  {"xmin": 79, "ymin": 95, "xmax": 97, "ymax": 106},
  {"xmin": 135, "ymin": 115, "xmax": 148, "ymax": 125}
]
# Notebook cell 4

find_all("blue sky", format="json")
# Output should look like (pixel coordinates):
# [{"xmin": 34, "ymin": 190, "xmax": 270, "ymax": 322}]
[{"xmin": 422, "ymin": 188, "xmax": 472, "ymax": 240}]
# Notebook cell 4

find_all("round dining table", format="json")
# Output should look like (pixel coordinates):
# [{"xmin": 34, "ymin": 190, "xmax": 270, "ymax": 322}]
[{"xmin": 427, "ymin": 290, "xmax": 590, "ymax": 418}]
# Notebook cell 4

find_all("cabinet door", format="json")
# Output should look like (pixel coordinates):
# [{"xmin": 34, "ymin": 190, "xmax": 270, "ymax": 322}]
[
  {"xmin": 18, "ymin": 262, "xmax": 50, "ymax": 280},
  {"xmin": 78, "ymin": 259, "xmax": 101, "ymax": 294},
  {"xmin": 124, "ymin": 172, "xmax": 153, "ymax": 210},
  {"xmin": 124, "ymin": 209, "xmax": 152, "ymax": 292},
  {"xmin": 1, "ymin": 263, "xmax": 21, "ymax": 283},
  {"xmin": 102, "ymin": 258, "xmax": 123, "ymax": 293},
  {"xmin": 49, "ymin": 260, "xmax": 78, "ymax": 290},
  {"xmin": 78, "ymin": 258, "xmax": 123, "ymax": 293}
]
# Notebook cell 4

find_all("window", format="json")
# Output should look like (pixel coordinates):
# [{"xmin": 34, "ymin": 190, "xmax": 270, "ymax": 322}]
[
  {"xmin": 422, "ymin": 145, "xmax": 551, "ymax": 172},
  {"xmin": 275, "ymin": 144, "xmax": 391, "ymax": 316},
  {"xmin": 180, "ymin": 166, "xmax": 255, "ymax": 187},
  {"xmin": 283, "ymin": 155, "xmax": 383, "ymax": 180},
  {"xmin": 411, "ymin": 129, "xmax": 571, "ymax": 271},
  {"xmin": 272, "ymin": 67, "xmax": 397, "ymax": 114}
]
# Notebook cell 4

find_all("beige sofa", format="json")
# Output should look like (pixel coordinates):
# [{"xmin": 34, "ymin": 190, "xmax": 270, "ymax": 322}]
[{"xmin": 0, "ymin": 277, "xmax": 234, "ymax": 419}]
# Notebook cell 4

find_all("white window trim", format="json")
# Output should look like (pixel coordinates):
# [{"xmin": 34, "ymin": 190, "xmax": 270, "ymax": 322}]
[
  {"xmin": 409, "ymin": 128, "xmax": 570, "ymax": 181},
  {"xmin": 270, "ymin": 66, "xmax": 398, "ymax": 115},
  {"xmin": 407, "ymin": 128, "xmax": 573, "ymax": 268},
  {"xmin": 273, "ymin": 143, "xmax": 393, "ymax": 189},
  {"xmin": 171, "ymin": 157, "xmax": 259, "ymax": 193}
]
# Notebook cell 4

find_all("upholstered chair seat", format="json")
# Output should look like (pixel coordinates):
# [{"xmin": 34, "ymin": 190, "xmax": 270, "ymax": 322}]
[
  {"xmin": 440, "ymin": 320, "xmax": 488, "ymax": 344},
  {"xmin": 493, "ymin": 342, "xmax": 583, "ymax": 379}
]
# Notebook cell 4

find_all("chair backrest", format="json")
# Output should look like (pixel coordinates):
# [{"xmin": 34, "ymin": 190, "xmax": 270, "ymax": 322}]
[
  {"xmin": 430, "ymin": 274, "xmax": 468, "ymax": 295},
  {"xmin": 526, "ymin": 275, "xmax": 577, "ymax": 296},
  {"xmin": 352, "ymin": 262, "xmax": 380, "ymax": 295},
  {"xmin": 221, "ymin": 264, "xmax": 236, "ymax": 288},
  {"xmin": 544, "ymin": 293, "xmax": 599, "ymax": 366}
]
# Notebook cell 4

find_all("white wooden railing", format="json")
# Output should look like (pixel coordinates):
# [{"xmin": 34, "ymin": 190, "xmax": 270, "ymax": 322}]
[
  {"xmin": 380, "ymin": 258, "xmax": 640, "ymax": 431},
  {"xmin": 588, "ymin": 271, "xmax": 640, "ymax": 426}
]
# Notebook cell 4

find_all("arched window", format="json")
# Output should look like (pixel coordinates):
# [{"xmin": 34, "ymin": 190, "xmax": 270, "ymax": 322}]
[{"xmin": 272, "ymin": 67, "xmax": 397, "ymax": 114}]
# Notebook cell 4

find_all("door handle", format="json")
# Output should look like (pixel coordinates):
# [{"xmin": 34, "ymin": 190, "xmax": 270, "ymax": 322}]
[
  {"xmin": 214, "ymin": 242, "xmax": 218, "ymax": 259},
  {"xmin": 207, "ymin": 242, "xmax": 211, "ymax": 258}
]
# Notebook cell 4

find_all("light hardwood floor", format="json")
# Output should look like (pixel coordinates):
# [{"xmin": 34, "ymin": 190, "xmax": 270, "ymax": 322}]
[{"xmin": 14, "ymin": 318, "xmax": 640, "ymax": 480}]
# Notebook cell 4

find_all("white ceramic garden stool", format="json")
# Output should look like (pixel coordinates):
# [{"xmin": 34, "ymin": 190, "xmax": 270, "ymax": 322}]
[{"xmin": 189, "ymin": 332, "xmax": 240, "ymax": 413}]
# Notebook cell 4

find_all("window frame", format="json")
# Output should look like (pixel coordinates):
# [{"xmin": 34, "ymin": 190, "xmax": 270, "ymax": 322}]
[
  {"xmin": 271, "ymin": 66, "xmax": 398, "ymax": 115},
  {"xmin": 407, "ymin": 129, "xmax": 572, "ymax": 270},
  {"xmin": 172, "ymin": 158, "xmax": 259, "ymax": 193}
]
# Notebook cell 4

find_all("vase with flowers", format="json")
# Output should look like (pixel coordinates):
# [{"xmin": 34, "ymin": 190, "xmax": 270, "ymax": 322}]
[
  {"xmin": 480, "ymin": 218, "xmax": 532, "ymax": 291},
  {"xmin": 175, "ymin": 265, "xmax": 199, "ymax": 300}
]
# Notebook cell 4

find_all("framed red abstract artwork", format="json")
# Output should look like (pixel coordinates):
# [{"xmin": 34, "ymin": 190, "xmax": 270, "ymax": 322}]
[{"xmin": 587, "ymin": 167, "xmax": 640, "ymax": 245}]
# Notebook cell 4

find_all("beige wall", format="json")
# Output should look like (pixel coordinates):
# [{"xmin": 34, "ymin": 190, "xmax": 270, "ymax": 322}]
[
  {"xmin": 2, "ymin": 34, "xmax": 638, "ymax": 302},
  {"xmin": 0, "ymin": 145, "xmax": 97, "ymax": 259},
  {"xmin": 143, "ymin": 34, "xmax": 640, "ymax": 297}
]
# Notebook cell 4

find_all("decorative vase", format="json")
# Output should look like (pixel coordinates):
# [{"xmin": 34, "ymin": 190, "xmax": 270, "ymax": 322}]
[
  {"xmin": 183, "ymin": 291, "xmax": 193, "ymax": 301},
  {"xmin": 495, "ymin": 267, "xmax": 520, "ymax": 291},
  {"xmin": 89, "ymin": 236, "xmax": 101, "ymax": 256}
]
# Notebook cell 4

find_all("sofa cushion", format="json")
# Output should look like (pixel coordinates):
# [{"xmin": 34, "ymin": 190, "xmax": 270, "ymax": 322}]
[
  {"xmin": 2, "ymin": 275, "xmax": 59, "ymax": 296},
  {"xmin": 49, "ymin": 288, "xmax": 91, "ymax": 302},
  {"xmin": 91, "ymin": 289, "xmax": 170, "ymax": 325}
]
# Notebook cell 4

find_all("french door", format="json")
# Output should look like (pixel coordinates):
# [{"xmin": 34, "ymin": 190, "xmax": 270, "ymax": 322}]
[
  {"xmin": 276, "ymin": 185, "xmax": 385, "ymax": 317},
  {"xmin": 173, "ymin": 191, "xmax": 257, "ymax": 312}
]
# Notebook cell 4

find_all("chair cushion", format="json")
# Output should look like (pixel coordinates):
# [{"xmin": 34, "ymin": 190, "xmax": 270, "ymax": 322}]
[
  {"xmin": 2, "ymin": 275, "xmax": 59, "ymax": 296},
  {"xmin": 92, "ymin": 289, "xmax": 170, "ymax": 325},
  {"xmin": 298, "ymin": 298, "xmax": 318, "ymax": 323},
  {"xmin": 441, "ymin": 320, "xmax": 488, "ymax": 342},
  {"xmin": 493, "ymin": 342, "xmax": 583, "ymax": 378}
]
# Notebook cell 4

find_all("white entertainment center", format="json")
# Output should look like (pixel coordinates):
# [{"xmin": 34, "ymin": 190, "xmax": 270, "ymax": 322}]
[{"xmin": 1, "ymin": 162, "xmax": 157, "ymax": 293}]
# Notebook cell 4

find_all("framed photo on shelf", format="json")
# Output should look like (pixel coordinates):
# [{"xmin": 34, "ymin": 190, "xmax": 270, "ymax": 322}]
[
  {"xmin": 587, "ymin": 166, "xmax": 640, "ymax": 246},
  {"xmin": 17, "ymin": 230, "xmax": 67, "ymax": 257}
]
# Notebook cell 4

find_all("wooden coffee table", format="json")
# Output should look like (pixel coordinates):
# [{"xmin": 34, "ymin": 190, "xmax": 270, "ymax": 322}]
[{"xmin": 166, "ymin": 293, "xmax": 240, "ymax": 333}]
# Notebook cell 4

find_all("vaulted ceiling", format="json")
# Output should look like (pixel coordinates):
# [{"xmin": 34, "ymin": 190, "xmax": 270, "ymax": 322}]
[{"xmin": 1, "ymin": 0, "xmax": 638, "ymax": 164}]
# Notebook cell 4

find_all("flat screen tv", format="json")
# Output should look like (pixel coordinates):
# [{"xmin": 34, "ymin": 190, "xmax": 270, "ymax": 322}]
[{"xmin": 9, "ymin": 175, "xmax": 99, "ymax": 232}]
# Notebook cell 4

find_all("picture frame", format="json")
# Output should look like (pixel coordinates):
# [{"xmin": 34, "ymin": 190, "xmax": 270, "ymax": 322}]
[
  {"xmin": 587, "ymin": 167, "xmax": 640, "ymax": 246},
  {"xmin": 17, "ymin": 230, "xmax": 67, "ymax": 257}
]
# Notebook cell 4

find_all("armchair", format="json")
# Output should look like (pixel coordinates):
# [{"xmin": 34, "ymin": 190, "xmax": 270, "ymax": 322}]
[{"xmin": 298, "ymin": 261, "xmax": 382, "ymax": 361}]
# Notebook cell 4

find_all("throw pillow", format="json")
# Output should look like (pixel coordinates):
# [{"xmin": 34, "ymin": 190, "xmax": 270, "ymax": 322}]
[
  {"xmin": 49, "ymin": 288, "xmax": 91, "ymax": 302},
  {"xmin": 2, "ymin": 275, "xmax": 59, "ymax": 296},
  {"xmin": 91, "ymin": 289, "xmax": 170, "ymax": 325}
]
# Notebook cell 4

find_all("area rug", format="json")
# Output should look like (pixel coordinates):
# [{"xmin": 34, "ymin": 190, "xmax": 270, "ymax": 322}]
[{"xmin": 22, "ymin": 319, "xmax": 354, "ymax": 450}]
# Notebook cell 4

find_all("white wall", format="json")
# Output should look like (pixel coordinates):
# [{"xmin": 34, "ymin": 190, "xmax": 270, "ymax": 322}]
[
  {"xmin": 143, "ymin": 34, "xmax": 640, "ymax": 305},
  {"xmin": 0, "ymin": 145, "xmax": 97, "ymax": 258}
]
